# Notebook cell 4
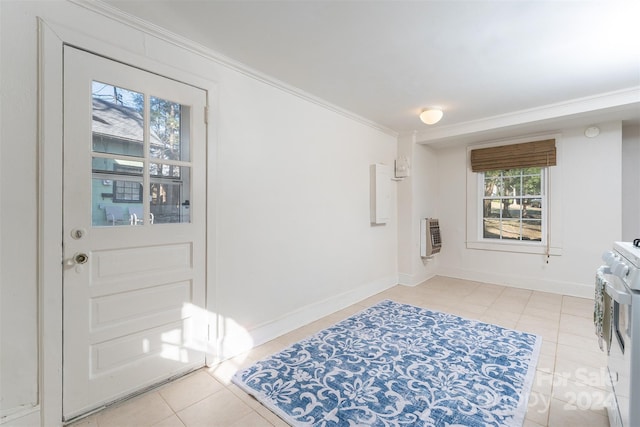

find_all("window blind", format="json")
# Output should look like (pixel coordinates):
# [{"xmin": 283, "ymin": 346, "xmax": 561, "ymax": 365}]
[{"xmin": 470, "ymin": 139, "xmax": 556, "ymax": 172}]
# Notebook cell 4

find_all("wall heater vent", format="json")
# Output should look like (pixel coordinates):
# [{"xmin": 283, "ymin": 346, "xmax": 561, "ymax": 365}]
[{"xmin": 420, "ymin": 218, "xmax": 442, "ymax": 257}]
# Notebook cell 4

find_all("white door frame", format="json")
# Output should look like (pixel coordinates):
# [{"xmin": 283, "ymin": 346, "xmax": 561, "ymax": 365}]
[{"xmin": 38, "ymin": 18, "xmax": 218, "ymax": 426}]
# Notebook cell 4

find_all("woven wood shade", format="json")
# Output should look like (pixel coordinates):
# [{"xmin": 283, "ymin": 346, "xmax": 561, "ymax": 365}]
[{"xmin": 470, "ymin": 139, "xmax": 556, "ymax": 172}]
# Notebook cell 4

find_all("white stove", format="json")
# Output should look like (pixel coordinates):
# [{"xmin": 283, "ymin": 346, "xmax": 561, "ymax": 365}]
[{"xmin": 600, "ymin": 241, "xmax": 640, "ymax": 427}]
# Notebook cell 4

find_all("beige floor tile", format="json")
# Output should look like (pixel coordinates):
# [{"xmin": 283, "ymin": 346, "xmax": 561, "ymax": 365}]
[
  {"xmin": 502, "ymin": 287, "xmax": 533, "ymax": 300},
  {"xmin": 462, "ymin": 290, "xmax": 501, "ymax": 307},
  {"xmin": 554, "ymin": 358, "xmax": 608, "ymax": 390},
  {"xmin": 227, "ymin": 411, "xmax": 274, "ymax": 427},
  {"xmin": 529, "ymin": 291, "xmax": 563, "ymax": 306},
  {"xmin": 556, "ymin": 343, "xmax": 607, "ymax": 370},
  {"xmin": 443, "ymin": 303, "xmax": 487, "ymax": 320},
  {"xmin": 551, "ymin": 378, "xmax": 610, "ymax": 413},
  {"xmin": 547, "ymin": 397, "xmax": 609, "ymax": 426},
  {"xmin": 159, "ymin": 370, "xmax": 225, "ymax": 412},
  {"xmin": 353, "ymin": 292, "xmax": 390, "ymax": 308},
  {"xmin": 479, "ymin": 311, "xmax": 521, "ymax": 329},
  {"xmin": 557, "ymin": 330, "xmax": 602, "ymax": 353},
  {"xmin": 177, "ymin": 389, "xmax": 253, "ymax": 427},
  {"xmin": 474, "ymin": 282, "xmax": 507, "ymax": 293},
  {"xmin": 523, "ymin": 419, "xmax": 546, "ymax": 427},
  {"xmin": 516, "ymin": 321, "xmax": 559, "ymax": 343},
  {"xmin": 490, "ymin": 295, "xmax": 529, "ymax": 314},
  {"xmin": 96, "ymin": 392, "xmax": 174, "ymax": 427},
  {"xmin": 559, "ymin": 313, "xmax": 595, "ymax": 338},
  {"xmin": 522, "ymin": 306, "xmax": 562, "ymax": 322},
  {"xmin": 539, "ymin": 339, "xmax": 557, "ymax": 357},
  {"xmin": 227, "ymin": 383, "xmax": 287, "ymax": 426},
  {"xmin": 244, "ymin": 339, "xmax": 288, "ymax": 362},
  {"xmin": 526, "ymin": 391, "xmax": 551, "ymax": 426},
  {"xmin": 207, "ymin": 355, "xmax": 254, "ymax": 385},
  {"xmin": 423, "ymin": 290, "xmax": 465, "ymax": 305},
  {"xmin": 419, "ymin": 300, "xmax": 452, "ymax": 313},
  {"xmin": 519, "ymin": 313, "xmax": 560, "ymax": 328},
  {"xmin": 532, "ymin": 370, "xmax": 554, "ymax": 395},
  {"xmin": 561, "ymin": 296, "xmax": 594, "ymax": 319},
  {"xmin": 152, "ymin": 414, "xmax": 186, "ymax": 427},
  {"xmin": 536, "ymin": 352, "xmax": 556, "ymax": 374},
  {"xmin": 422, "ymin": 276, "xmax": 481, "ymax": 294}
]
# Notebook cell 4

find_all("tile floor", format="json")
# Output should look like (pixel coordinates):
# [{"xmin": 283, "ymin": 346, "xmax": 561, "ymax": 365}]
[{"xmin": 71, "ymin": 276, "xmax": 610, "ymax": 427}]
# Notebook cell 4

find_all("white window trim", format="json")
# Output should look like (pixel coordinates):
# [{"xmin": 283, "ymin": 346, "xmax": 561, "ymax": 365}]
[{"xmin": 466, "ymin": 134, "xmax": 564, "ymax": 256}]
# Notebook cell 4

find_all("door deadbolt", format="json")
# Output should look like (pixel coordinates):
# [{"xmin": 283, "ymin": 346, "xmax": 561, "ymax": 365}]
[
  {"xmin": 71, "ymin": 228, "xmax": 86, "ymax": 240},
  {"xmin": 74, "ymin": 253, "xmax": 89, "ymax": 265}
]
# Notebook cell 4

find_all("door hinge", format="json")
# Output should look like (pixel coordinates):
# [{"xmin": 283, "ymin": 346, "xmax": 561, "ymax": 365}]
[{"xmin": 204, "ymin": 106, "xmax": 209, "ymax": 124}]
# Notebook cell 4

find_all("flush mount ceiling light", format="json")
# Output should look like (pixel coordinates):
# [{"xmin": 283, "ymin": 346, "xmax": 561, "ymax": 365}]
[
  {"xmin": 584, "ymin": 126, "xmax": 600, "ymax": 138},
  {"xmin": 419, "ymin": 108, "xmax": 443, "ymax": 125}
]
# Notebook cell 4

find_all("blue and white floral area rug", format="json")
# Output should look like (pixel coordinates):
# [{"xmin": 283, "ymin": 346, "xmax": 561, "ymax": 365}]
[{"xmin": 232, "ymin": 300, "xmax": 541, "ymax": 427}]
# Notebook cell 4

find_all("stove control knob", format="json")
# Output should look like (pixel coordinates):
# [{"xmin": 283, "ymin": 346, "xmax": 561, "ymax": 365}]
[
  {"xmin": 612, "ymin": 261, "xmax": 630, "ymax": 278},
  {"xmin": 602, "ymin": 251, "xmax": 616, "ymax": 264}
]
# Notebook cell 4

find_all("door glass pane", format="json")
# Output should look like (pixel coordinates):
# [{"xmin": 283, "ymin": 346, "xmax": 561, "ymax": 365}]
[
  {"xmin": 92, "ymin": 81, "xmax": 144, "ymax": 157},
  {"xmin": 92, "ymin": 177, "xmax": 144, "ymax": 227},
  {"xmin": 92, "ymin": 157, "xmax": 143, "ymax": 226},
  {"xmin": 150, "ymin": 166, "xmax": 191, "ymax": 224},
  {"xmin": 92, "ymin": 157, "xmax": 144, "ymax": 175},
  {"xmin": 150, "ymin": 96, "xmax": 189, "ymax": 161},
  {"xmin": 150, "ymin": 162, "xmax": 181, "ymax": 178}
]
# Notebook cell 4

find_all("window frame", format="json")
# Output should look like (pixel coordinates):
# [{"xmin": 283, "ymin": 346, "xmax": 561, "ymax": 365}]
[
  {"xmin": 477, "ymin": 167, "xmax": 547, "ymax": 243},
  {"xmin": 465, "ymin": 135, "xmax": 563, "ymax": 256}
]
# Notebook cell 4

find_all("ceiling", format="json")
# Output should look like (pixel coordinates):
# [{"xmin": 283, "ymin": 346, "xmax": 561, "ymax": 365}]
[{"xmin": 101, "ymin": 0, "xmax": 640, "ymax": 145}]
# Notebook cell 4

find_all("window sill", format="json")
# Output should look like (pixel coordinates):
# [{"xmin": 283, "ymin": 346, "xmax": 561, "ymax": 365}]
[{"xmin": 466, "ymin": 240, "xmax": 562, "ymax": 256}]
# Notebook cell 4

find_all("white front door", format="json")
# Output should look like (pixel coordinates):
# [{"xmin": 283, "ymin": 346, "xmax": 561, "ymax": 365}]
[{"xmin": 62, "ymin": 46, "xmax": 208, "ymax": 420}]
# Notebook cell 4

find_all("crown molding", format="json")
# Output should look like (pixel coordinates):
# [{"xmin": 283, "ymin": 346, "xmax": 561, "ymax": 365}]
[
  {"xmin": 68, "ymin": 0, "xmax": 399, "ymax": 138},
  {"xmin": 413, "ymin": 86, "xmax": 640, "ymax": 145}
]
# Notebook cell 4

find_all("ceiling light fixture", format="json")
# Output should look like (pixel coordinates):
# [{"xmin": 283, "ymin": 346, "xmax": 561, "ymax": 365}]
[
  {"xmin": 584, "ymin": 126, "xmax": 600, "ymax": 138},
  {"xmin": 419, "ymin": 108, "xmax": 443, "ymax": 125}
]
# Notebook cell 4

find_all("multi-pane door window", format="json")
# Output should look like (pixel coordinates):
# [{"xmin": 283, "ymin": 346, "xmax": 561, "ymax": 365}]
[
  {"xmin": 91, "ymin": 81, "xmax": 192, "ymax": 226},
  {"xmin": 481, "ymin": 167, "xmax": 544, "ymax": 241}
]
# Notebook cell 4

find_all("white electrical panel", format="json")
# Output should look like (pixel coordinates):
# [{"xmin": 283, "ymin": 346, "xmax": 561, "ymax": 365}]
[
  {"xmin": 420, "ymin": 218, "xmax": 442, "ymax": 257},
  {"xmin": 370, "ymin": 164, "xmax": 391, "ymax": 224}
]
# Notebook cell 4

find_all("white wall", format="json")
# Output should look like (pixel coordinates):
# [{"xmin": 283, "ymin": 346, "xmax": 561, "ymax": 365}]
[
  {"xmin": 0, "ymin": 1, "xmax": 40, "ymax": 422},
  {"xmin": 434, "ymin": 122, "xmax": 624, "ymax": 297},
  {"xmin": 0, "ymin": 1, "xmax": 398, "ymax": 424},
  {"xmin": 215, "ymin": 68, "xmax": 398, "ymax": 351},
  {"xmin": 397, "ymin": 135, "xmax": 442, "ymax": 286},
  {"xmin": 622, "ymin": 123, "xmax": 640, "ymax": 241}
]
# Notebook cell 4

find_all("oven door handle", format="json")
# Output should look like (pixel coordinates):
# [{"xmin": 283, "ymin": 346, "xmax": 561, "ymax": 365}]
[{"xmin": 605, "ymin": 280, "xmax": 632, "ymax": 305}]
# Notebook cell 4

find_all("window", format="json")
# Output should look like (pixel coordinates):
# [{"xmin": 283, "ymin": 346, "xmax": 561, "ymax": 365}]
[
  {"xmin": 113, "ymin": 180, "xmax": 143, "ymax": 203},
  {"xmin": 481, "ymin": 167, "xmax": 544, "ymax": 241},
  {"xmin": 112, "ymin": 161, "xmax": 144, "ymax": 203},
  {"xmin": 466, "ymin": 136, "xmax": 560, "ymax": 256}
]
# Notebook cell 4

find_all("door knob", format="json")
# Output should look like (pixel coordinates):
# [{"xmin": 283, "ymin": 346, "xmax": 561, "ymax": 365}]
[
  {"xmin": 64, "ymin": 252, "xmax": 89, "ymax": 271},
  {"xmin": 74, "ymin": 253, "xmax": 89, "ymax": 265}
]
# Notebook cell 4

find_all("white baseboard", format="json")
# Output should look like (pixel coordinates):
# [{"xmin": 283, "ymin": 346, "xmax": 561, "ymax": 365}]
[
  {"xmin": 218, "ymin": 275, "xmax": 397, "ymax": 360},
  {"xmin": 0, "ymin": 406, "xmax": 40, "ymax": 427},
  {"xmin": 436, "ymin": 267, "xmax": 593, "ymax": 298},
  {"xmin": 397, "ymin": 271, "xmax": 436, "ymax": 287}
]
